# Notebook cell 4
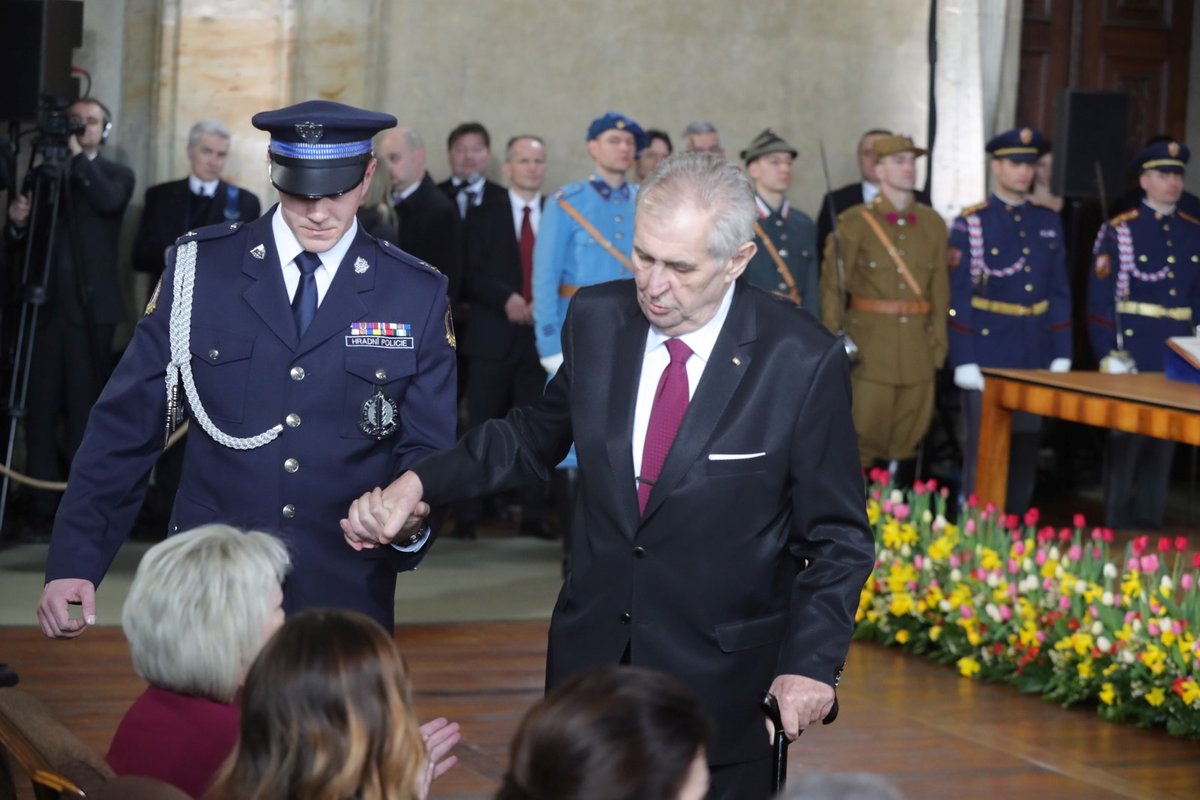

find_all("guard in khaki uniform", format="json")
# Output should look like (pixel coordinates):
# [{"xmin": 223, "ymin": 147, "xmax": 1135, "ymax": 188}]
[
  {"xmin": 820, "ymin": 134, "xmax": 948, "ymax": 467},
  {"xmin": 1088, "ymin": 140, "xmax": 1200, "ymax": 529}
]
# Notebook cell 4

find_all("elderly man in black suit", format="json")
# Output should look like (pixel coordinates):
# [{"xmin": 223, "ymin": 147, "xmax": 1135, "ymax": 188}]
[
  {"xmin": 375, "ymin": 128, "xmax": 461, "ymax": 278},
  {"xmin": 4, "ymin": 97, "xmax": 135, "ymax": 530},
  {"xmin": 342, "ymin": 152, "xmax": 876, "ymax": 800},
  {"xmin": 132, "ymin": 119, "xmax": 261, "ymax": 287}
]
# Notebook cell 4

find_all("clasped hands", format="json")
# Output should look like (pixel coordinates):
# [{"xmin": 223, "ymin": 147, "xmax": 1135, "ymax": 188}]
[{"xmin": 341, "ymin": 471, "xmax": 428, "ymax": 550}]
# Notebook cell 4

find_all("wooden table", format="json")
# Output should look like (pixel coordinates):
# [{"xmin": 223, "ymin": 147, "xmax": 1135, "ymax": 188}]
[{"xmin": 977, "ymin": 369, "xmax": 1200, "ymax": 509}]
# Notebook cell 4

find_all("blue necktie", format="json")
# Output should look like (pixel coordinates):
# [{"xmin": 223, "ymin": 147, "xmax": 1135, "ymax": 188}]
[{"xmin": 292, "ymin": 251, "xmax": 322, "ymax": 337}]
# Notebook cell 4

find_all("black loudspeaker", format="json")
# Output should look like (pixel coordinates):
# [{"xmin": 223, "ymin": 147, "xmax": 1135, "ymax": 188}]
[
  {"xmin": 0, "ymin": 0, "xmax": 84, "ymax": 121},
  {"xmin": 1051, "ymin": 90, "xmax": 1131, "ymax": 199}
]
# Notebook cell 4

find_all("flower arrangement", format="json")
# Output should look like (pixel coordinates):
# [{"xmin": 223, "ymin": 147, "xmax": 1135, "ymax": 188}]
[{"xmin": 854, "ymin": 469, "xmax": 1200, "ymax": 739}]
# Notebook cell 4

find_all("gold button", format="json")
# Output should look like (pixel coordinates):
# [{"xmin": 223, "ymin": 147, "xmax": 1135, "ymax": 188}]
[
  {"xmin": 1168, "ymin": 256, "xmax": 1176, "ymax": 264},
  {"xmin": 375, "ymin": 368, "xmax": 388, "ymax": 381},
  {"xmin": 1025, "ymin": 284, "xmax": 1033, "ymax": 291},
  {"xmin": 1139, "ymin": 255, "xmax": 1148, "ymax": 262},
  {"xmin": 1022, "ymin": 247, "xmax": 1030, "ymax": 255},
  {"xmin": 290, "ymin": 366, "xmax": 305, "ymax": 381},
  {"xmin": 1168, "ymin": 272, "xmax": 1175, "ymax": 278},
  {"xmin": 284, "ymin": 458, "xmax": 299, "ymax": 473},
  {"xmin": 1170, "ymin": 288, "xmax": 1178, "ymax": 296},
  {"xmin": 282, "ymin": 504, "xmax": 296, "ymax": 519},
  {"xmin": 286, "ymin": 413, "xmax": 301, "ymax": 428},
  {"xmin": 1126, "ymin": 329, "xmax": 1134, "ymax": 337},
  {"xmin": 990, "ymin": 248, "xmax": 999, "ymax": 256},
  {"xmin": 1024, "ymin": 266, "xmax": 1032, "ymax": 272}
]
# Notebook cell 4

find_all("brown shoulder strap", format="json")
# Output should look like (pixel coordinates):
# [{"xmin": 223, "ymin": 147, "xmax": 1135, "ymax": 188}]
[
  {"xmin": 753, "ymin": 221, "xmax": 801, "ymax": 305},
  {"xmin": 556, "ymin": 196, "xmax": 634, "ymax": 273},
  {"xmin": 859, "ymin": 209, "xmax": 924, "ymax": 298}
]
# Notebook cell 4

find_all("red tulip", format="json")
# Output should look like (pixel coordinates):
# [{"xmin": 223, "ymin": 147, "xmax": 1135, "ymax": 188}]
[
  {"xmin": 1192, "ymin": 552, "xmax": 1200, "ymax": 570},
  {"xmin": 1024, "ymin": 508, "xmax": 1040, "ymax": 527},
  {"xmin": 1158, "ymin": 536, "xmax": 1173, "ymax": 553},
  {"xmin": 1175, "ymin": 536, "xmax": 1188, "ymax": 553},
  {"xmin": 1073, "ymin": 513, "xmax": 1086, "ymax": 529}
]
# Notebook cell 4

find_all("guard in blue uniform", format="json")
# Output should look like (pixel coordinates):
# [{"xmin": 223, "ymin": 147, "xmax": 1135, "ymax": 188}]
[
  {"xmin": 947, "ymin": 127, "xmax": 1071, "ymax": 512},
  {"xmin": 37, "ymin": 100, "xmax": 457, "ymax": 637},
  {"xmin": 740, "ymin": 129, "xmax": 819, "ymax": 313},
  {"xmin": 1088, "ymin": 139, "xmax": 1200, "ymax": 529}
]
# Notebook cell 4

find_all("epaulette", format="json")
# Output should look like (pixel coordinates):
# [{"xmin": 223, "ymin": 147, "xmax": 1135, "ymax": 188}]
[
  {"xmin": 960, "ymin": 199, "xmax": 989, "ymax": 218},
  {"xmin": 554, "ymin": 180, "xmax": 586, "ymax": 200},
  {"xmin": 175, "ymin": 219, "xmax": 244, "ymax": 245},
  {"xmin": 1107, "ymin": 208, "xmax": 1138, "ymax": 227},
  {"xmin": 1177, "ymin": 210, "xmax": 1200, "ymax": 227},
  {"xmin": 377, "ymin": 238, "xmax": 444, "ymax": 277}
]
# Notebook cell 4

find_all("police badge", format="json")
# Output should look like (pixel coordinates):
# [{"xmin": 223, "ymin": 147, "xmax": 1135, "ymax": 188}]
[{"xmin": 359, "ymin": 385, "xmax": 399, "ymax": 440}]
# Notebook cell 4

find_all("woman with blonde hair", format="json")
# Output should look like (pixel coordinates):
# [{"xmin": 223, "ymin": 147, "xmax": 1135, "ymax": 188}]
[
  {"xmin": 106, "ymin": 524, "xmax": 290, "ymax": 797},
  {"xmin": 209, "ymin": 608, "xmax": 456, "ymax": 800}
]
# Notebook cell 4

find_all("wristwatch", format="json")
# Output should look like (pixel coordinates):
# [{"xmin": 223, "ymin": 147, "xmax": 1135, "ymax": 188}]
[{"xmin": 392, "ymin": 524, "xmax": 430, "ymax": 551}]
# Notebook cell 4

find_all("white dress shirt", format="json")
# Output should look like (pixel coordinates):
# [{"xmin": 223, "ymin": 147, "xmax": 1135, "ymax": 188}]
[
  {"xmin": 509, "ymin": 189, "xmax": 542, "ymax": 238},
  {"xmin": 271, "ymin": 207, "xmax": 357, "ymax": 306},
  {"xmin": 188, "ymin": 174, "xmax": 219, "ymax": 197}
]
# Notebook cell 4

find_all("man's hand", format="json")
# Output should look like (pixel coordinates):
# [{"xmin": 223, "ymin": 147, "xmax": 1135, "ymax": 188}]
[
  {"xmin": 7, "ymin": 192, "xmax": 32, "ymax": 228},
  {"xmin": 341, "ymin": 471, "xmax": 427, "ymax": 550},
  {"xmin": 417, "ymin": 717, "xmax": 461, "ymax": 799},
  {"xmin": 37, "ymin": 579, "xmax": 97, "ymax": 639},
  {"xmin": 764, "ymin": 674, "xmax": 835, "ymax": 742},
  {"xmin": 504, "ymin": 293, "xmax": 533, "ymax": 325}
]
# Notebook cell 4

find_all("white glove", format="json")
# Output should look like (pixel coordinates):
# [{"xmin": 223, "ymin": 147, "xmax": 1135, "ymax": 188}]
[
  {"xmin": 539, "ymin": 352, "xmax": 565, "ymax": 376},
  {"xmin": 1049, "ymin": 358, "xmax": 1071, "ymax": 373},
  {"xmin": 1100, "ymin": 355, "xmax": 1131, "ymax": 374},
  {"xmin": 953, "ymin": 363, "xmax": 985, "ymax": 392}
]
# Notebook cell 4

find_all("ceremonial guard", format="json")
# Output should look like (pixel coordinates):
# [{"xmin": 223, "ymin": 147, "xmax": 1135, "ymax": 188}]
[
  {"xmin": 947, "ymin": 127, "xmax": 1071, "ymax": 512},
  {"xmin": 819, "ymin": 134, "xmax": 948, "ymax": 469},
  {"xmin": 37, "ymin": 101, "xmax": 457, "ymax": 638},
  {"xmin": 740, "ymin": 129, "xmax": 819, "ymax": 313},
  {"xmin": 1088, "ymin": 140, "xmax": 1200, "ymax": 529}
]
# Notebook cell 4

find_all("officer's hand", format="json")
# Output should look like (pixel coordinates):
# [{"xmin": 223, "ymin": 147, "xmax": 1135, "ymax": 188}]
[
  {"xmin": 504, "ymin": 293, "xmax": 532, "ymax": 325},
  {"xmin": 7, "ymin": 192, "xmax": 32, "ymax": 228},
  {"xmin": 341, "ymin": 471, "xmax": 426, "ymax": 549},
  {"xmin": 765, "ymin": 674, "xmax": 835, "ymax": 742},
  {"xmin": 37, "ymin": 579, "xmax": 97, "ymax": 639},
  {"xmin": 1048, "ymin": 357, "xmax": 1071, "ymax": 373},
  {"xmin": 418, "ymin": 717, "xmax": 461, "ymax": 799},
  {"xmin": 953, "ymin": 363, "xmax": 985, "ymax": 392}
]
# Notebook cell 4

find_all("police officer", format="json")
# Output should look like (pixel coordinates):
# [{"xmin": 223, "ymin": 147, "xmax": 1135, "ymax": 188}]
[
  {"xmin": 740, "ymin": 129, "xmax": 819, "ymax": 313},
  {"xmin": 36, "ymin": 100, "xmax": 457, "ymax": 638},
  {"xmin": 1088, "ymin": 139, "xmax": 1200, "ymax": 529},
  {"xmin": 819, "ymin": 134, "xmax": 949, "ymax": 469},
  {"xmin": 947, "ymin": 126, "xmax": 1072, "ymax": 512}
]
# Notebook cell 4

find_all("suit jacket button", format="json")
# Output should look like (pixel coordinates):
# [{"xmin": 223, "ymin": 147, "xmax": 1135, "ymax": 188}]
[
  {"xmin": 208, "ymin": 349, "xmax": 219, "ymax": 361},
  {"xmin": 632, "ymin": 546, "xmax": 645, "ymax": 558},
  {"xmin": 286, "ymin": 413, "xmax": 301, "ymax": 428},
  {"xmin": 620, "ymin": 612, "xmax": 632, "ymax": 624},
  {"xmin": 282, "ymin": 504, "xmax": 296, "ymax": 519},
  {"xmin": 290, "ymin": 366, "xmax": 306, "ymax": 381},
  {"xmin": 284, "ymin": 458, "xmax": 299, "ymax": 473}
]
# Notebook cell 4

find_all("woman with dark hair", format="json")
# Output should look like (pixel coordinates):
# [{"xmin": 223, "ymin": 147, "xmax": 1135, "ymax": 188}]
[
  {"xmin": 208, "ymin": 609, "xmax": 458, "ymax": 800},
  {"xmin": 498, "ymin": 666, "xmax": 711, "ymax": 800}
]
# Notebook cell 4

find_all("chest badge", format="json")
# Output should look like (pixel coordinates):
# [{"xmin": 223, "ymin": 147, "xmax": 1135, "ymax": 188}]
[
  {"xmin": 359, "ymin": 385, "xmax": 399, "ymax": 440},
  {"xmin": 354, "ymin": 256, "xmax": 370, "ymax": 274},
  {"xmin": 250, "ymin": 244, "xmax": 266, "ymax": 260}
]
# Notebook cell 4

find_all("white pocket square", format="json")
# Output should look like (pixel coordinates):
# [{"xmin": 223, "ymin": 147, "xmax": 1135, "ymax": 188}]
[{"xmin": 707, "ymin": 452, "xmax": 766, "ymax": 461}]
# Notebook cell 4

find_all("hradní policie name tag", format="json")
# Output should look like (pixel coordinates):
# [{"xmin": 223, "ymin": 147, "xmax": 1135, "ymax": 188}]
[
  {"xmin": 360, "ymin": 385, "xmax": 399, "ymax": 440},
  {"xmin": 346, "ymin": 322, "xmax": 414, "ymax": 349}
]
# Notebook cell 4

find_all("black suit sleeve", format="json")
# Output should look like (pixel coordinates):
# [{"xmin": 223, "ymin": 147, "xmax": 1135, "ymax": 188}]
[
  {"xmin": 463, "ymin": 209, "xmax": 520, "ymax": 311},
  {"xmin": 131, "ymin": 185, "xmax": 167, "ymax": 275},
  {"xmin": 71, "ymin": 154, "xmax": 134, "ymax": 216}
]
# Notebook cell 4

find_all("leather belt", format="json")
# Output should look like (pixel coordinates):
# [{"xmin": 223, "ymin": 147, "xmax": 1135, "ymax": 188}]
[
  {"xmin": 970, "ymin": 297, "xmax": 1049, "ymax": 317},
  {"xmin": 1116, "ymin": 301, "xmax": 1192, "ymax": 321},
  {"xmin": 559, "ymin": 284, "xmax": 579, "ymax": 299},
  {"xmin": 850, "ymin": 296, "xmax": 930, "ymax": 315}
]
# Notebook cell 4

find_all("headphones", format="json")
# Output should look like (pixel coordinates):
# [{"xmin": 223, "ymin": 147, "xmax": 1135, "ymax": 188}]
[{"xmin": 80, "ymin": 98, "xmax": 113, "ymax": 144}]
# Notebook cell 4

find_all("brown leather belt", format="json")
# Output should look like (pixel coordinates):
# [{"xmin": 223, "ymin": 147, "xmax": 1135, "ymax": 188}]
[
  {"xmin": 850, "ymin": 296, "xmax": 931, "ymax": 315},
  {"xmin": 559, "ymin": 284, "xmax": 580, "ymax": 299}
]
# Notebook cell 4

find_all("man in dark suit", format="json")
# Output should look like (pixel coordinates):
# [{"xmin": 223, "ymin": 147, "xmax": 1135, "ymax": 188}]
[
  {"xmin": 132, "ymin": 120, "xmax": 261, "ymax": 286},
  {"xmin": 457, "ymin": 135, "xmax": 552, "ymax": 539},
  {"xmin": 376, "ymin": 128, "xmax": 461, "ymax": 279},
  {"xmin": 343, "ymin": 152, "xmax": 876, "ymax": 799},
  {"xmin": 436, "ymin": 122, "xmax": 506, "ymax": 220},
  {"xmin": 5, "ymin": 97, "xmax": 135, "ymax": 527}
]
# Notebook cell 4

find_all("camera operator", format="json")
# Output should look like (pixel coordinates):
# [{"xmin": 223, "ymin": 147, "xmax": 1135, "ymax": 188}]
[{"xmin": 4, "ymin": 97, "xmax": 135, "ymax": 533}]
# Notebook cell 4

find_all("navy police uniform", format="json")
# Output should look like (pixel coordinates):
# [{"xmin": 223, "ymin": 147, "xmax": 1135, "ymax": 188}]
[
  {"xmin": 947, "ymin": 127, "xmax": 1071, "ymax": 511},
  {"xmin": 1088, "ymin": 140, "xmax": 1200, "ymax": 528},
  {"xmin": 44, "ymin": 101, "xmax": 457, "ymax": 629}
]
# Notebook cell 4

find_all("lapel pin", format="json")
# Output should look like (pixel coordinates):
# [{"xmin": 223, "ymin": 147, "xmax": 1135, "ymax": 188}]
[
  {"xmin": 354, "ymin": 256, "xmax": 370, "ymax": 274},
  {"xmin": 732, "ymin": 356, "xmax": 742, "ymax": 366},
  {"xmin": 250, "ymin": 244, "xmax": 266, "ymax": 260}
]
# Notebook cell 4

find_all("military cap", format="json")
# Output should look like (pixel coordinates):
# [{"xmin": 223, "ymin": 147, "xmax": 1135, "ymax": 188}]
[
  {"xmin": 872, "ymin": 134, "xmax": 927, "ymax": 159},
  {"xmin": 986, "ymin": 127, "xmax": 1047, "ymax": 163},
  {"xmin": 251, "ymin": 100, "xmax": 397, "ymax": 198},
  {"xmin": 587, "ymin": 111, "xmax": 647, "ymax": 149},
  {"xmin": 1133, "ymin": 139, "xmax": 1190, "ymax": 174},
  {"xmin": 739, "ymin": 129, "xmax": 798, "ymax": 165}
]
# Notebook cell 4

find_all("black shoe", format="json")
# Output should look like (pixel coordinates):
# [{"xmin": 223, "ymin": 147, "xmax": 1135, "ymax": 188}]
[{"xmin": 520, "ymin": 520, "xmax": 558, "ymax": 541}]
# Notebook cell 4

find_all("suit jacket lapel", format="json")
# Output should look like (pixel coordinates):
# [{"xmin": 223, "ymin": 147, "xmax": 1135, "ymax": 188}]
[
  {"xmin": 605, "ymin": 297, "xmax": 649, "ymax": 538},
  {"xmin": 240, "ymin": 212, "xmax": 299, "ymax": 350},
  {"xmin": 295, "ymin": 228, "xmax": 374, "ymax": 357},
  {"xmin": 640, "ymin": 283, "xmax": 757, "ymax": 523}
]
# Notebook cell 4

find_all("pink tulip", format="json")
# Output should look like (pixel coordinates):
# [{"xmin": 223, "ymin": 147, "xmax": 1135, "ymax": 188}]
[
  {"xmin": 965, "ymin": 519, "xmax": 977, "ymax": 534},
  {"xmin": 871, "ymin": 488, "xmax": 881, "ymax": 501},
  {"xmin": 882, "ymin": 500, "xmax": 893, "ymax": 515},
  {"xmin": 893, "ymin": 503, "xmax": 910, "ymax": 521},
  {"xmin": 949, "ymin": 555, "xmax": 961, "ymax": 569},
  {"xmin": 1035, "ymin": 551, "xmax": 1047, "ymax": 566},
  {"xmin": 1043, "ymin": 577, "xmax": 1055, "ymax": 591},
  {"xmin": 913, "ymin": 482, "xmax": 926, "ymax": 496},
  {"xmin": 1008, "ymin": 558, "xmax": 1020, "ymax": 575},
  {"xmin": 1148, "ymin": 622, "xmax": 1160, "ymax": 636},
  {"xmin": 1092, "ymin": 546, "xmax": 1102, "ymax": 560},
  {"xmin": 1059, "ymin": 596, "xmax": 1071, "ymax": 611},
  {"xmin": 959, "ymin": 605, "xmax": 973, "ymax": 618},
  {"xmin": 1036, "ymin": 630, "xmax": 1046, "ymax": 643},
  {"xmin": 1140, "ymin": 554, "xmax": 1160, "ymax": 573},
  {"xmin": 1124, "ymin": 610, "xmax": 1138, "ymax": 624},
  {"xmin": 926, "ymin": 479, "xmax": 939, "ymax": 493},
  {"xmin": 1173, "ymin": 620, "xmax": 1183, "ymax": 635},
  {"xmin": 999, "ymin": 604, "xmax": 1012, "ymax": 621},
  {"xmin": 1182, "ymin": 573, "xmax": 1195, "ymax": 591},
  {"xmin": 913, "ymin": 555, "xmax": 924, "ymax": 570},
  {"xmin": 1091, "ymin": 527, "xmax": 1103, "ymax": 541},
  {"xmin": 1067, "ymin": 545, "xmax": 1082, "ymax": 562},
  {"xmin": 1013, "ymin": 541, "xmax": 1026, "ymax": 556}
]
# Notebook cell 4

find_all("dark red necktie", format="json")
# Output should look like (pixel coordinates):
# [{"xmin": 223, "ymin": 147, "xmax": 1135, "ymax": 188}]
[
  {"xmin": 519, "ymin": 205, "xmax": 535, "ymax": 301},
  {"xmin": 637, "ymin": 339, "xmax": 693, "ymax": 515}
]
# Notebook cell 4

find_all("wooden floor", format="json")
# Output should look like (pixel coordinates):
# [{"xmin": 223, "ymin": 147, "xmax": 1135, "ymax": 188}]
[{"xmin": 3, "ymin": 621, "xmax": 1199, "ymax": 800}]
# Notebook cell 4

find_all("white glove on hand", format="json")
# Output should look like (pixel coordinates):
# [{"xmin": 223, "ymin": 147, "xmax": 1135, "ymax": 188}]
[
  {"xmin": 1049, "ymin": 358, "xmax": 1072, "ymax": 373},
  {"xmin": 954, "ymin": 363, "xmax": 985, "ymax": 392},
  {"xmin": 1100, "ymin": 355, "xmax": 1131, "ymax": 374},
  {"xmin": 539, "ymin": 352, "xmax": 564, "ymax": 376}
]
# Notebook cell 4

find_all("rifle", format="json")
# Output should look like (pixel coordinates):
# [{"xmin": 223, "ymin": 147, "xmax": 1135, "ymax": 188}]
[{"xmin": 819, "ymin": 141, "xmax": 860, "ymax": 366}]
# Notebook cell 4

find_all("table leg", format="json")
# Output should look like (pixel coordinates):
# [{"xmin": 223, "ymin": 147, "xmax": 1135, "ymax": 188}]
[{"xmin": 976, "ymin": 380, "xmax": 1013, "ymax": 510}]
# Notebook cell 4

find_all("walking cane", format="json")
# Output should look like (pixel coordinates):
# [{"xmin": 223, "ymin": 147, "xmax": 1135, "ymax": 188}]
[{"xmin": 760, "ymin": 692, "xmax": 839, "ymax": 794}]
